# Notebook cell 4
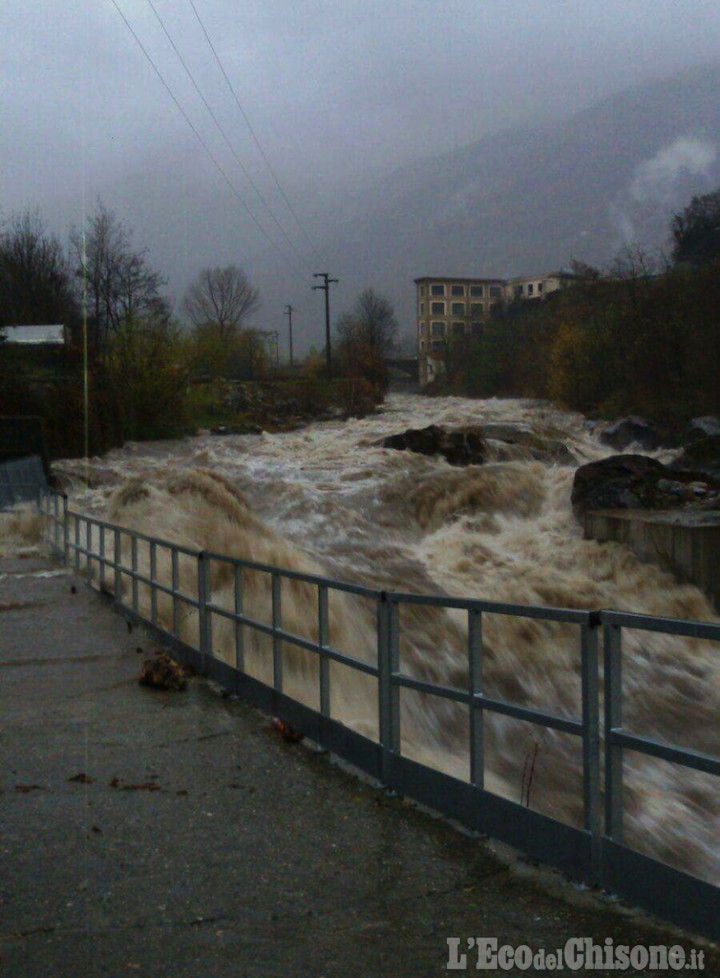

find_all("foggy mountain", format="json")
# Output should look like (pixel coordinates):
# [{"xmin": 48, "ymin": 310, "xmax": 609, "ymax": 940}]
[
  {"xmin": 318, "ymin": 62, "xmax": 720, "ymax": 339},
  {"xmin": 76, "ymin": 63, "xmax": 720, "ymax": 351}
]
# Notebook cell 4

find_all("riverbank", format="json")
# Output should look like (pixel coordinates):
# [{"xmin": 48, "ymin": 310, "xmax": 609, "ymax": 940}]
[{"xmin": 2, "ymin": 550, "xmax": 716, "ymax": 977}]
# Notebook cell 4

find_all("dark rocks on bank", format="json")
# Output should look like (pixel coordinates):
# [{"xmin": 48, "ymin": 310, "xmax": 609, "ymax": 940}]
[
  {"xmin": 483, "ymin": 423, "xmax": 577, "ymax": 464},
  {"xmin": 572, "ymin": 454, "xmax": 670, "ymax": 517},
  {"xmin": 684, "ymin": 416, "xmax": 720, "ymax": 442},
  {"xmin": 381, "ymin": 425, "xmax": 487, "ymax": 466},
  {"xmin": 381, "ymin": 422, "xmax": 576, "ymax": 467},
  {"xmin": 572, "ymin": 453, "xmax": 720, "ymax": 518},
  {"xmin": 668, "ymin": 433, "xmax": 720, "ymax": 481},
  {"xmin": 599, "ymin": 416, "xmax": 669, "ymax": 451}
]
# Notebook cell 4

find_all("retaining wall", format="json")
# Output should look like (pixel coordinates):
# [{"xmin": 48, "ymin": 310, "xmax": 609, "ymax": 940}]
[{"xmin": 584, "ymin": 509, "xmax": 720, "ymax": 609}]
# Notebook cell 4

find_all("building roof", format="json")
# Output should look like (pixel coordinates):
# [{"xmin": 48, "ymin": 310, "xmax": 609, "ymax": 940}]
[
  {"xmin": 1, "ymin": 324, "xmax": 65, "ymax": 345},
  {"xmin": 414, "ymin": 275, "xmax": 506, "ymax": 284}
]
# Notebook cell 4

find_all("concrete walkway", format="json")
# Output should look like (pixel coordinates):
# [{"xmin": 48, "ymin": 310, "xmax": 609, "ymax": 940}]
[{"xmin": 1, "ymin": 553, "xmax": 716, "ymax": 977}]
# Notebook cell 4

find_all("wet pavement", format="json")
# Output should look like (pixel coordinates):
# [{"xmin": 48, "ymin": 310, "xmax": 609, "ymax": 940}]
[{"xmin": 1, "ymin": 552, "xmax": 717, "ymax": 977}]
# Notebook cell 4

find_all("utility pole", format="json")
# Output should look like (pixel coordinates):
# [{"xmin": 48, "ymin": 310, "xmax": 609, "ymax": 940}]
[
  {"xmin": 284, "ymin": 304, "xmax": 294, "ymax": 367},
  {"xmin": 312, "ymin": 272, "xmax": 338, "ymax": 380}
]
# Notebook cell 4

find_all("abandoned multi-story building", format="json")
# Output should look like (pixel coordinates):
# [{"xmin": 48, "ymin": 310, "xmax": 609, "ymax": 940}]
[
  {"xmin": 414, "ymin": 276, "xmax": 505, "ymax": 386},
  {"xmin": 414, "ymin": 271, "xmax": 573, "ymax": 385}
]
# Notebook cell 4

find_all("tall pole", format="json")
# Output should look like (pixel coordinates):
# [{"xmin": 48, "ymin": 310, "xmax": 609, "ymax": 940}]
[
  {"xmin": 284, "ymin": 304, "xmax": 294, "ymax": 368},
  {"xmin": 81, "ymin": 231, "xmax": 89, "ymax": 463},
  {"xmin": 312, "ymin": 272, "xmax": 338, "ymax": 380}
]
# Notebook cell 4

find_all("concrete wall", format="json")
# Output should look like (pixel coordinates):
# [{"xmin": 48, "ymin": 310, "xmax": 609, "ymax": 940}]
[
  {"xmin": 0, "ymin": 455, "xmax": 47, "ymax": 509},
  {"xmin": 584, "ymin": 509, "xmax": 720, "ymax": 610},
  {"xmin": 0, "ymin": 416, "xmax": 50, "ymax": 479}
]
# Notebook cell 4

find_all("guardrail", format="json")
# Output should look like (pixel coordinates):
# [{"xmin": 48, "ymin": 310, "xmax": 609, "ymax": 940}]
[{"xmin": 36, "ymin": 489, "xmax": 720, "ymax": 940}]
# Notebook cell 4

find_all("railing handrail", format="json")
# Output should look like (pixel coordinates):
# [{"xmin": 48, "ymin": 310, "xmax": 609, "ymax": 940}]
[{"xmin": 34, "ymin": 486, "xmax": 720, "ymax": 940}]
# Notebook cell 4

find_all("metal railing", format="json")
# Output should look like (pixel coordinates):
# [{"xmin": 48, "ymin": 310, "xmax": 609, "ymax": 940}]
[{"xmin": 36, "ymin": 489, "xmax": 720, "ymax": 940}]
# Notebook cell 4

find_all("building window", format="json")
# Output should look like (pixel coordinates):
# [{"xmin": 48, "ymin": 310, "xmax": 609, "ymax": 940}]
[
  {"xmin": 419, "ymin": 302, "xmax": 425, "ymax": 315},
  {"xmin": 470, "ymin": 302, "xmax": 483, "ymax": 316},
  {"xmin": 451, "ymin": 284, "xmax": 464, "ymax": 296},
  {"xmin": 527, "ymin": 283, "xmax": 534, "ymax": 295},
  {"xmin": 538, "ymin": 282, "xmax": 543, "ymax": 293},
  {"xmin": 471, "ymin": 322, "xmax": 483, "ymax": 337},
  {"xmin": 431, "ymin": 302, "xmax": 445, "ymax": 314},
  {"xmin": 470, "ymin": 285, "xmax": 483, "ymax": 297},
  {"xmin": 431, "ymin": 321, "xmax": 444, "ymax": 336},
  {"xmin": 451, "ymin": 302, "xmax": 465, "ymax": 316},
  {"xmin": 489, "ymin": 302, "xmax": 498, "ymax": 313},
  {"xmin": 452, "ymin": 321, "xmax": 465, "ymax": 337},
  {"xmin": 431, "ymin": 340, "xmax": 444, "ymax": 351},
  {"xmin": 431, "ymin": 284, "xmax": 445, "ymax": 296},
  {"xmin": 489, "ymin": 286, "xmax": 502, "ymax": 298}
]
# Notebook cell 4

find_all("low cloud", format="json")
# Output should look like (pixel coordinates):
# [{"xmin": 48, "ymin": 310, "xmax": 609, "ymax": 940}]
[{"xmin": 629, "ymin": 137, "xmax": 717, "ymax": 204}]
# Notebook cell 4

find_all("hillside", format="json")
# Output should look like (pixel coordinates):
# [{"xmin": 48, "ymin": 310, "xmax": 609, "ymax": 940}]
[
  {"xmin": 72, "ymin": 63, "xmax": 720, "ymax": 348},
  {"xmin": 316, "ymin": 62, "xmax": 720, "ymax": 332}
]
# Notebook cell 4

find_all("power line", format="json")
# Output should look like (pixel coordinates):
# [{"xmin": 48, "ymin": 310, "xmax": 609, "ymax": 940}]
[
  {"xmin": 109, "ymin": 0, "xmax": 299, "ymax": 272},
  {"xmin": 187, "ymin": 0, "xmax": 322, "ymax": 263},
  {"xmin": 145, "ymin": 0, "xmax": 311, "ymax": 271}
]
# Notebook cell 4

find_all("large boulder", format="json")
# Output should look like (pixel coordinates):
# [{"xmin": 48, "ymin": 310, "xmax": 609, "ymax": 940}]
[
  {"xmin": 381, "ymin": 424, "xmax": 487, "ymax": 466},
  {"xmin": 684, "ymin": 416, "xmax": 720, "ymax": 442},
  {"xmin": 571, "ymin": 454, "xmax": 668, "ymax": 517},
  {"xmin": 483, "ymin": 422, "xmax": 576, "ymax": 464},
  {"xmin": 599, "ymin": 416, "xmax": 668, "ymax": 451},
  {"xmin": 669, "ymin": 434, "xmax": 720, "ymax": 481}
]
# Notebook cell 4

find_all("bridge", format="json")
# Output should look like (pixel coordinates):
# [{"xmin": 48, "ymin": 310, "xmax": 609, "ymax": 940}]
[{"xmin": 384, "ymin": 355, "xmax": 419, "ymax": 386}]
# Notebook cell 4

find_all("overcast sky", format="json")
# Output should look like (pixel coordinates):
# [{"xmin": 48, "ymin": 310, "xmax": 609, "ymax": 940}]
[{"xmin": 3, "ymin": 1, "xmax": 720, "ymax": 342}]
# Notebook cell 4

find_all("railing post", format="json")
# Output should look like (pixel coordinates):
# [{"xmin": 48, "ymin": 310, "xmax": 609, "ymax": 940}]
[
  {"xmin": 581, "ymin": 614, "xmax": 601, "ymax": 883},
  {"xmin": 131, "ymin": 536, "xmax": 139, "ymax": 613},
  {"xmin": 378, "ymin": 592, "xmax": 400, "ymax": 784},
  {"xmin": 62, "ymin": 493, "xmax": 69, "ymax": 564},
  {"xmin": 99, "ymin": 524, "xmax": 106, "ymax": 591},
  {"xmin": 197, "ymin": 551, "xmax": 212, "ymax": 674},
  {"xmin": 85, "ymin": 520, "xmax": 93, "ymax": 584},
  {"xmin": 318, "ymin": 584, "xmax": 330, "ymax": 718},
  {"xmin": 234, "ymin": 565, "xmax": 244, "ymax": 675},
  {"xmin": 149, "ymin": 541, "xmax": 157, "ymax": 625},
  {"xmin": 272, "ymin": 572, "xmax": 283, "ymax": 692},
  {"xmin": 73, "ymin": 514, "xmax": 80, "ymax": 574},
  {"xmin": 172, "ymin": 549, "xmax": 180, "ymax": 637},
  {"xmin": 468, "ymin": 607, "xmax": 484, "ymax": 789},
  {"xmin": 113, "ymin": 528, "xmax": 122, "ymax": 606},
  {"xmin": 604, "ymin": 621, "xmax": 624, "ymax": 844}
]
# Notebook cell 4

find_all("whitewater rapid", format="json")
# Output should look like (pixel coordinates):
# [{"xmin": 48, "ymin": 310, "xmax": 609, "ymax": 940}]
[{"xmin": 6, "ymin": 393, "xmax": 719, "ymax": 882}]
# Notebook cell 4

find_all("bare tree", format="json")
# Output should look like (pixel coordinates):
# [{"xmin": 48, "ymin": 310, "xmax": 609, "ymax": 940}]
[
  {"xmin": 70, "ymin": 202, "xmax": 167, "ymax": 354},
  {"xmin": 335, "ymin": 288, "xmax": 398, "ymax": 392},
  {"xmin": 335, "ymin": 288, "xmax": 398, "ymax": 359},
  {"xmin": 0, "ymin": 208, "xmax": 78, "ymax": 329},
  {"xmin": 183, "ymin": 266, "xmax": 260, "ymax": 339}
]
